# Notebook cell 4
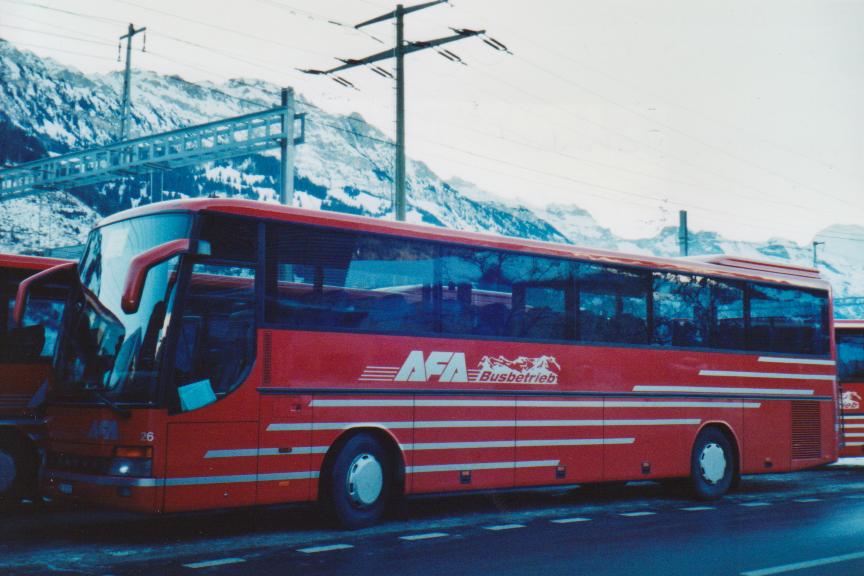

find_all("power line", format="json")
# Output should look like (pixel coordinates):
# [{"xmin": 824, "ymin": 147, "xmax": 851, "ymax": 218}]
[
  {"xmin": 0, "ymin": 23, "xmax": 115, "ymax": 46},
  {"xmin": 433, "ymin": 1, "xmax": 856, "ymax": 192},
  {"xmin": 0, "ymin": 37, "xmax": 116, "ymax": 61}
]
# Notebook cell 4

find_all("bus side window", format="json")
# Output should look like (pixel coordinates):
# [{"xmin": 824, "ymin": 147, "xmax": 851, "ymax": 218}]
[{"xmin": 749, "ymin": 284, "xmax": 828, "ymax": 355}]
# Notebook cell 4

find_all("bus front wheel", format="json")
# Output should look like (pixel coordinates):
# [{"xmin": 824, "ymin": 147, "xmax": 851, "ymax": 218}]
[
  {"xmin": 690, "ymin": 427, "xmax": 735, "ymax": 500},
  {"xmin": 325, "ymin": 433, "xmax": 392, "ymax": 529},
  {"xmin": 0, "ymin": 436, "xmax": 29, "ymax": 505}
]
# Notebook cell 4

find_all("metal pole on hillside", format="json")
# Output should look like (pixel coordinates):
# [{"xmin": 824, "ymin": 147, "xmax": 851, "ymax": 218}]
[
  {"xmin": 300, "ymin": 1, "xmax": 509, "ymax": 221},
  {"xmin": 679, "ymin": 210, "xmax": 689, "ymax": 256},
  {"xmin": 812, "ymin": 240, "xmax": 825, "ymax": 268},
  {"xmin": 118, "ymin": 23, "xmax": 146, "ymax": 141},
  {"xmin": 394, "ymin": 5, "xmax": 406, "ymax": 221},
  {"xmin": 279, "ymin": 87, "xmax": 296, "ymax": 206}
]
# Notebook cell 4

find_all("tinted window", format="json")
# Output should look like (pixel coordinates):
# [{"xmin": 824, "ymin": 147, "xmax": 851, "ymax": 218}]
[
  {"xmin": 1, "ymin": 270, "xmax": 66, "ymax": 362},
  {"xmin": 709, "ymin": 279, "xmax": 745, "ymax": 350},
  {"xmin": 652, "ymin": 272, "xmax": 710, "ymax": 347},
  {"xmin": 173, "ymin": 263, "xmax": 256, "ymax": 411},
  {"xmin": 266, "ymin": 224, "xmax": 436, "ymax": 333},
  {"xmin": 749, "ymin": 284, "xmax": 828, "ymax": 355},
  {"xmin": 578, "ymin": 264, "xmax": 649, "ymax": 344},
  {"xmin": 837, "ymin": 329, "xmax": 864, "ymax": 383}
]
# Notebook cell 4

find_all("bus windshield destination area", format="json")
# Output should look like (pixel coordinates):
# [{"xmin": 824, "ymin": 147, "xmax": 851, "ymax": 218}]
[{"xmin": 40, "ymin": 199, "xmax": 837, "ymax": 528}]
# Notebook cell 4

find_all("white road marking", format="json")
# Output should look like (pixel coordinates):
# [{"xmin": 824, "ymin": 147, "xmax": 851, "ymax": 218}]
[
  {"xmin": 297, "ymin": 544, "xmax": 354, "ymax": 554},
  {"xmin": 680, "ymin": 506, "xmax": 715, "ymax": 511},
  {"xmin": 843, "ymin": 494, "xmax": 864, "ymax": 499},
  {"xmin": 400, "ymin": 532, "xmax": 449, "ymax": 541},
  {"xmin": 794, "ymin": 498, "xmax": 822, "ymax": 503},
  {"xmin": 740, "ymin": 502, "xmax": 771, "ymax": 507},
  {"xmin": 551, "ymin": 517, "xmax": 591, "ymax": 524},
  {"xmin": 741, "ymin": 550, "xmax": 864, "ymax": 576},
  {"xmin": 620, "ymin": 511, "xmax": 656, "ymax": 517},
  {"xmin": 183, "ymin": 558, "xmax": 247, "ymax": 569},
  {"xmin": 484, "ymin": 524, "xmax": 526, "ymax": 531}
]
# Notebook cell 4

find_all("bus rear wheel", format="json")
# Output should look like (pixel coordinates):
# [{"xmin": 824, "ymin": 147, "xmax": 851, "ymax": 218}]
[
  {"xmin": 325, "ymin": 433, "xmax": 392, "ymax": 529},
  {"xmin": 690, "ymin": 427, "xmax": 735, "ymax": 500}
]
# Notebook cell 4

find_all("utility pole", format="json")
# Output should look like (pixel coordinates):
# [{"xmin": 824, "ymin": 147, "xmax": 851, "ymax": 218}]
[
  {"xmin": 279, "ymin": 87, "xmax": 296, "ymax": 206},
  {"xmin": 118, "ymin": 23, "xmax": 146, "ymax": 141},
  {"xmin": 301, "ymin": 1, "xmax": 506, "ymax": 221},
  {"xmin": 678, "ymin": 210, "xmax": 689, "ymax": 256},
  {"xmin": 812, "ymin": 240, "xmax": 825, "ymax": 268}
]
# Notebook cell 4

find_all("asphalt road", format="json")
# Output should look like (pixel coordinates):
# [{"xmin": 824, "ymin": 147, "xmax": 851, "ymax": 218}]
[{"xmin": 4, "ymin": 463, "xmax": 864, "ymax": 575}]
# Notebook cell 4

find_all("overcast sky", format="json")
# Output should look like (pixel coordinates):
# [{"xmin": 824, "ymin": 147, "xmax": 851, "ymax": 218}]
[{"xmin": 1, "ymin": 0, "xmax": 863, "ymax": 243}]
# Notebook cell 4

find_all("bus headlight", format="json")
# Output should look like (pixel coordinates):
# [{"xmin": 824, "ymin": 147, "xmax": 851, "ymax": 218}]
[{"xmin": 108, "ymin": 446, "xmax": 153, "ymax": 477}]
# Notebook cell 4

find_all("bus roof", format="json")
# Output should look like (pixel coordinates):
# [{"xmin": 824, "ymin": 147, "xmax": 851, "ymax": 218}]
[
  {"xmin": 0, "ymin": 253, "xmax": 70, "ymax": 272},
  {"xmin": 99, "ymin": 199, "xmax": 831, "ymax": 291}
]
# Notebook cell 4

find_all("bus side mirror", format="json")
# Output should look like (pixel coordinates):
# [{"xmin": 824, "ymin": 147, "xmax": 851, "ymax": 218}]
[
  {"xmin": 13, "ymin": 261, "xmax": 77, "ymax": 326},
  {"xmin": 121, "ymin": 239, "xmax": 210, "ymax": 314},
  {"xmin": 121, "ymin": 239, "xmax": 192, "ymax": 315}
]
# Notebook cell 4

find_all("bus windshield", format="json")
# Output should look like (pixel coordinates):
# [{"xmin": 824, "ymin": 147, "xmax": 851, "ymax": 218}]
[
  {"xmin": 54, "ymin": 213, "xmax": 192, "ymax": 405},
  {"xmin": 838, "ymin": 329, "xmax": 864, "ymax": 383}
]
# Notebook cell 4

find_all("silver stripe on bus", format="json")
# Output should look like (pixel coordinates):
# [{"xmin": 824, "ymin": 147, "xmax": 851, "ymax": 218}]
[
  {"xmin": 164, "ymin": 472, "xmax": 320, "ymax": 486},
  {"xmin": 842, "ymin": 424, "xmax": 864, "ymax": 429},
  {"xmin": 634, "ymin": 385, "xmax": 814, "ymax": 396},
  {"xmin": 758, "ymin": 357, "xmax": 835, "ymax": 366},
  {"xmin": 206, "ymin": 438, "xmax": 635, "ymax": 460},
  {"xmin": 842, "ymin": 415, "xmax": 864, "ymax": 420},
  {"xmin": 845, "ymin": 442, "xmax": 864, "ymax": 446},
  {"xmin": 267, "ymin": 419, "xmax": 699, "ymax": 431},
  {"xmin": 47, "ymin": 470, "xmax": 320, "ymax": 487},
  {"xmin": 698, "ymin": 370, "xmax": 833, "ymax": 381},
  {"xmin": 406, "ymin": 460, "xmax": 559, "ymax": 474},
  {"xmin": 46, "ymin": 470, "xmax": 162, "ymax": 487},
  {"xmin": 405, "ymin": 438, "xmax": 634, "ymax": 450},
  {"xmin": 843, "ymin": 433, "xmax": 864, "ymax": 438},
  {"xmin": 310, "ymin": 399, "xmax": 760, "ymax": 409},
  {"xmin": 205, "ymin": 447, "xmax": 328, "ymax": 459}
]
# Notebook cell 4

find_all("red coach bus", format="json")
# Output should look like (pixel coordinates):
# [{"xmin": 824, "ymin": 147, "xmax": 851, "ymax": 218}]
[
  {"xmin": 36, "ymin": 199, "xmax": 836, "ymax": 527},
  {"xmin": 837, "ymin": 320, "xmax": 864, "ymax": 457},
  {"xmin": 0, "ymin": 253, "xmax": 69, "ymax": 502}
]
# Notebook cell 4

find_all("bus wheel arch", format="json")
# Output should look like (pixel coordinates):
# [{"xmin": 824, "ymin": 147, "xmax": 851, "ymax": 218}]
[
  {"xmin": 0, "ymin": 428, "xmax": 38, "ymax": 503},
  {"xmin": 689, "ymin": 423, "xmax": 739, "ymax": 500},
  {"xmin": 318, "ymin": 427, "xmax": 405, "ymax": 528}
]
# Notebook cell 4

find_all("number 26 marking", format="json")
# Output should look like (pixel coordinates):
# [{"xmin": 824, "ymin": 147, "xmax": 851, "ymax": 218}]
[{"xmin": 140, "ymin": 431, "xmax": 155, "ymax": 442}]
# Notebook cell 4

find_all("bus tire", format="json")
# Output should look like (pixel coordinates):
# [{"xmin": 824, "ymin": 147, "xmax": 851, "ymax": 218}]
[
  {"xmin": 690, "ymin": 427, "xmax": 734, "ymax": 500},
  {"xmin": 326, "ymin": 433, "xmax": 392, "ymax": 529},
  {"xmin": 0, "ymin": 436, "xmax": 29, "ymax": 505}
]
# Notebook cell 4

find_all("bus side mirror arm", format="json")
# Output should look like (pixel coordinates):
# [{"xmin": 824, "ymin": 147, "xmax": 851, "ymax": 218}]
[
  {"xmin": 121, "ymin": 239, "xmax": 194, "ymax": 315},
  {"xmin": 13, "ymin": 261, "xmax": 77, "ymax": 326}
]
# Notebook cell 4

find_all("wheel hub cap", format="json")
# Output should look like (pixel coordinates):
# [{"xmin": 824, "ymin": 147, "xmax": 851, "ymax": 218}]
[
  {"xmin": 347, "ymin": 453, "xmax": 383, "ymax": 507},
  {"xmin": 699, "ymin": 442, "xmax": 727, "ymax": 485},
  {"xmin": 0, "ymin": 451, "xmax": 17, "ymax": 494}
]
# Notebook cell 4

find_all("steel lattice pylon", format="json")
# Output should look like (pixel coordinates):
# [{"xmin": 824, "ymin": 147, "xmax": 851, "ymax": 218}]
[{"xmin": 0, "ymin": 106, "xmax": 305, "ymax": 201}]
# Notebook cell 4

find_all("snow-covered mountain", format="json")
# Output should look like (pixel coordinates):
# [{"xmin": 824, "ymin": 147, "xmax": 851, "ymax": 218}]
[{"xmin": 1, "ymin": 39, "xmax": 861, "ymax": 317}]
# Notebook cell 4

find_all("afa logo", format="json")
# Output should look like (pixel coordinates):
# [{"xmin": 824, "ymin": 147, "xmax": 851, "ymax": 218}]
[
  {"xmin": 843, "ymin": 391, "xmax": 861, "ymax": 411},
  {"xmin": 361, "ymin": 350, "xmax": 561, "ymax": 385},
  {"xmin": 395, "ymin": 351, "xmax": 468, "ymax": 383}
]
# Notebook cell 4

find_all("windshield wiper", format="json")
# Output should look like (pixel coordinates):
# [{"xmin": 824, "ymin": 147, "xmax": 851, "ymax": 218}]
[{"xmin": 85, "ymin": 385, "xmax": 131, "ymax": 419}]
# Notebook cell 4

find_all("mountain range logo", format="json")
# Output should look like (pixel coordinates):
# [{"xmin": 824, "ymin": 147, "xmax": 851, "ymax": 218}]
[
  {"xmin": 476, "ymin": 355, "xmax": 560, "ymax": 384},
  {"xmin": 843, "ymin": 390, "xmax": 861, "ymax": 410}
]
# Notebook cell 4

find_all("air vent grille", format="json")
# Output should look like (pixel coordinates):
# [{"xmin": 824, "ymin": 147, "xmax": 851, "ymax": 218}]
[
  {"xmin": 263, "ymin": 331, "xmax": 272, "ymax": 386},
  {"xmin": 791, "ymin": 401, "xmax": 821, "ymax": 460}
]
